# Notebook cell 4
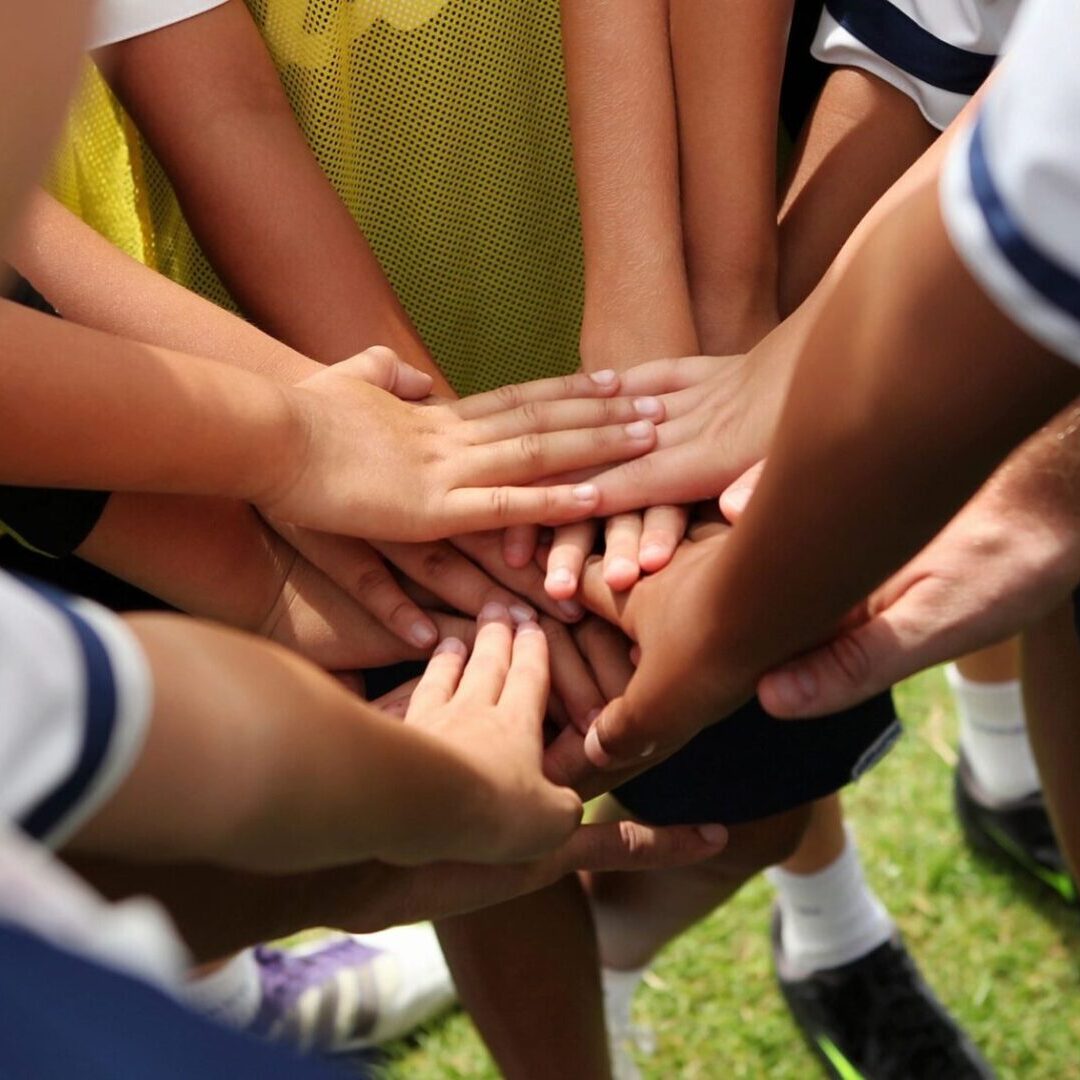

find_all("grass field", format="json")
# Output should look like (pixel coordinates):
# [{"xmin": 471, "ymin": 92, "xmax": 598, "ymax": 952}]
[{"xmin": 383, "ymin": 667, "xmax": 1080, "ymax": 1079}]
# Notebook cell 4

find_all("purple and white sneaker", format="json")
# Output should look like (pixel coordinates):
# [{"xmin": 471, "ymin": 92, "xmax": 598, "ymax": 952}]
[{"xmin": 189, "ymin": 925, "xmax": 455, "ymax": 1057}]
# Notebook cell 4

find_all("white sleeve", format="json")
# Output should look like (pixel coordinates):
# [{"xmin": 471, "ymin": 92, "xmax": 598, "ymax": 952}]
[
  {"xmin": 90, "ymin": 0, "xmax": 230, "ymax": 49},
  {"xmin": 940, "ymin": 0, "xmax": 1080, "ymax": 368},
  {"xmin": 811, "ymin": 0, "xmax": 1020, "ymax": 130},
  {"xmin": 0, "ymin": 572, "xmax": 152, "ymax": 848}
]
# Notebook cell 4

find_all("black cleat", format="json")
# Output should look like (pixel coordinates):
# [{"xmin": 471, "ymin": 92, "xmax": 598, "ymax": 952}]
[
  {"xmin": 954, "ymin": 752, "xmax": 1077, "ymax": 907},
  {"xmin": 772, "ymin": 909, "xmax": 995, "ymax": 1080}
]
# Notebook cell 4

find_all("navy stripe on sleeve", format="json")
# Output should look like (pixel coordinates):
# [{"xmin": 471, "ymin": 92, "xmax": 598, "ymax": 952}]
[
  {"xmin": 15, "ymin": 580, "xmax": 118, "ymax": 841},
  {"xmin": 969, "ymin": 117, "xmax": 1080, "ymax": 325},
  {"xmin": 824, "ymin": 0, "xmax": 996, "ymax": 95}
]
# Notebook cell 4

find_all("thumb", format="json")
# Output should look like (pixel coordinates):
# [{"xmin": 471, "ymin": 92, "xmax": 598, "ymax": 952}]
[
  {"xmin": 757, "ymin": 615, "xmax": 905, "ymax": 718},
  {"xmin": 336, "ymin": 346, "xmax": 434, "ymax": 400},
  {"xmin": 718, "ymin": 459, "xmax": 765, "ymax": 522},
  {"xmin": 583, "ymin": 689, "xmax": 655, "ymax": 768}
]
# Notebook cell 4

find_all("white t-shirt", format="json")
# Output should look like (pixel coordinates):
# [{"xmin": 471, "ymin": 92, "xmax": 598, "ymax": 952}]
[
  {"xmin": 940, "ymin": 0, "xmax": 1080, "ymax": 367},
  {"xmin": 812, "ymin": 0, "xmax": 1021, "ymax": 130},
  {"xmin": 0, "ymin": 570, "xmax": 186, "ymax": 986},
  {"xmin": 0, "ymin": 571, "xmax": 150, "ymax": 848},
  {"xmin": 90, "ymin": 0, "xmax": 229, "ymax": 49}
]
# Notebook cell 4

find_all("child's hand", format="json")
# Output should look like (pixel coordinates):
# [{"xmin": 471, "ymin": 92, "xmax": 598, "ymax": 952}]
[
  {"xmin": 403, "ymin": 604, "xmax": 584, "ymax": 864},
  {"xmin": 262, "ymin": 352, "xmax": 664, "ymax": 541},
  {"xmin": 543, "ymin": 522, "xmax": 755, "ymax": 794}
]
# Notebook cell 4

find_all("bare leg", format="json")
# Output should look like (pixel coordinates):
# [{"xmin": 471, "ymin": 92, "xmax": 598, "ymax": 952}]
[
  {"xmin": 588, "ymin": 798, "xmax": 811, "ymax": 972},
  {"xmin": 956, "ymin": 639, "xmax": 1019, "ymax": 683},
  {"xmin": 436, "ymin": 877, "xmax": 610, "ymax": 1080},
  {"xmin": 1021, "ymin": 603, "xmax": 1080, "ymax": 882}
]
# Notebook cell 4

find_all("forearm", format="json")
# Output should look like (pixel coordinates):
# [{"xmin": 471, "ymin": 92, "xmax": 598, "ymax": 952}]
[
  {"xmin": 673, "ymin": 0, "xmax": 791, "ymax": 352},
  {"xmin": 8, "ymin": 190, "xmax": 318, "ymax": 383},
  {"xmin": 706, "ymin": 183, "xmax": 1080, "ymax": 683},
  {"xmin": 73, "ymin": 614, "xmax": 491, "ymax": 872},
  {"xmin": 97, "ymin": 1, "xmax": 453, "ymax": 395},
  {"xmin": 562, "ymin": 0, "xmax": 697, "ymax": 367},
  {"xmin": 0, "ymin": 298, "xmax": 296, "ymax": 499},
  {"xmin": 75, "ymin": 494, "xmax": 290, "ymax": 631}
]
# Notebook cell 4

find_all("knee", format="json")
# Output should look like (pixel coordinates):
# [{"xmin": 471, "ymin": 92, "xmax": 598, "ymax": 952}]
[{"xmin": 687, "ymin": 804, "xmax": 812, "ymax": 884}]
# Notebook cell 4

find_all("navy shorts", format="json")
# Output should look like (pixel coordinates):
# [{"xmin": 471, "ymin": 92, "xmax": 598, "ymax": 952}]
[{"xmin": 613, "ymin": 692, "xmax": 900, "ymax": 826}]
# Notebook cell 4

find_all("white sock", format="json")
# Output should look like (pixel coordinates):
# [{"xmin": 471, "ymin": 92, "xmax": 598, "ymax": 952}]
[
  {"xmin": 601, "ymin": 965, "xmax": 645, "ymax": 1038},
  {"xmin": 947, "ymin": 665, "xmax": 1041, "ymax": 801},
  {"xmin": 183, "ymin": 949, "xmax": 261, "ymax": 1030},
  {"xmin": 766, "ymin": 829, "xmax": 894, "ymax": 977}
]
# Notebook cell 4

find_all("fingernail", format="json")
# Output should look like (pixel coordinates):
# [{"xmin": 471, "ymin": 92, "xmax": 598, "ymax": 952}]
[
  {"xmin": 434, "ymin": 637, "xmax": 467, "ymax": 656},
  {"xmin": 508, "ymin": 603, "xmax": 537, "ymax": 624},
  {"xmin": 639, "ymin": 741, "xmax": 656, "ymax": 758},
  {"xmin": 770, "ymin": 670, "xmax": 811, "ymax": 710},
  {"xmin": 625, "ymin": 420, "xmax": 654, "ymax": 439},
  {"xmin": 697, "ymin": 824, "xmax": 728, "ymax": 846},
  {"xmin": 724, "ymin": 487, "xmax": 751, "ymax": 515},
  {"xmin": 589, "ymin": 369, "xmax": 617, "ymax": 386},
  {"xmin": 584, "ymin": 725, "xmax": 612, "ymax": 767},
  {"xmin": 547, "ymin": 567, "xmax": 574, "ymax": 589},
  {"xmin": 572, "ymin": 484, "xmax": 598, "ymax": 502},
  {"xmin": 639, "ymin": 543, "xmax": 667, "ymax": 566},
  {"xmin": 606, "ymin": 557, "xmax": 638, "ymax": 582},
  {"xmin": 516, "ymin": 619, "xmax": 544, "ymax": 635},
  {"xmin": 479, "ymin": 601, "xmax": 509, "ymax": 623},
  {"xmin": 557, "ymin": 598, "xmax": 584, "ymax": 620},
  {"xmin": 410, "ymin": 621, "xmax": 438, "ymax": 647},
  {"xmin": 632, "ymin": 396, "xmax": 662, "ymax": 419}
]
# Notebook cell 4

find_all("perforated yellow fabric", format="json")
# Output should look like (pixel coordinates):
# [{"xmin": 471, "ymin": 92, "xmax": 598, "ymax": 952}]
[{"xmin": 52, "ymin": 0, "xmax": 584, "ymax": 396}]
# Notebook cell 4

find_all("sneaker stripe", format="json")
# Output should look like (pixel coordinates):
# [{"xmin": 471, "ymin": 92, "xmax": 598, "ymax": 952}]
[
  {"xmin": 981, "ymin": 820, "xmax": 1078, "ymax": 903},
  {"xmin": 816, "ymin": 1035, "xmax": 867, "ymax": 1080}
]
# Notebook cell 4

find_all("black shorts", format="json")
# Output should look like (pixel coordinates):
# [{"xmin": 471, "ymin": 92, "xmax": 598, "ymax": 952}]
[
  {"xmin": 612, "ymin": 692, "xmax": 900, "ymax": 826},
  {"xmin": 1073, "ymin": 586, "xmax": 1080, "ymax": 645}
]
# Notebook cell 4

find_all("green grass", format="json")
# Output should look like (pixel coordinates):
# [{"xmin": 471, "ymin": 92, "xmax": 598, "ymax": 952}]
[{"xmin": 383, "ymin": 668, "xmax": 1080, "ymax": 1079}]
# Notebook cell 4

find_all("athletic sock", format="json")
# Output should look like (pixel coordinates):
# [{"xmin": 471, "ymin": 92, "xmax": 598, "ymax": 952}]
[
  {"xmin": 183, "ymin": 949, "xmax": 262, "ymax": 1029},
  {"xmin": 602, "ymin": 964, "xmax": 646, "ymax": 1036},
  {"xmin": 947, "ymin": 665, "xmax": 1041, "ymax": 801},
  {"xmin": 766, "ymin": 829, "xmax": 894, "ymax": 978}
]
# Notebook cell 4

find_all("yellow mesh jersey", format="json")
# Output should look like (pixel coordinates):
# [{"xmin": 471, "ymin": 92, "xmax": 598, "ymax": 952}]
[{"xmin": 50, "ymin": 0, "xmax": 584, "ymax": 396}]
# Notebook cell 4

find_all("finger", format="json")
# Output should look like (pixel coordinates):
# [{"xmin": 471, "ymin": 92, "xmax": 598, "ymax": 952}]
[
  {"xmin": 503, "ymin": 524, "xmax": 540, "ymax": 569},
  {"xmin": 541, "ymin": 724, "xmax": 646, "ymax": 799},
  {"xmin": 282, "ymin": 528, "xmax": 439, "ymax": 650},
  {"xmin": 638, "ymin": 505, "xmax": 688, "ymax": 573},
  {"xmin": 405, "ymin": 638, "xmax": 469, "ymax": 720},
  {"xmin": 452, "ymin": 370, "xmax": 621, "ymax": 419},
  {"xmin": 615, "ymin": 355, "xmax": 719, "ymax": 398},
  {"xmin": 441, "ymin": 480, "xmax": 605, "ymax": 534},
  {"xmin": 450, "ymin": 532, "xmax": 583, "ymax": 622},
  {"xmin": 544, "ymin": 520, "xmax": 598, "ymax": 600},
  {"xmin": 429, "ymin": 612, "xmax": 480, "ymax": 649},
  {"xmin": 603, "ymin": 513, "xmax": 643, "ymax": 591},
  {"xmin": 471, "ymin": 420, "xmax": 657, "ymax": 488},
  {"xmin": 456, "ymin": 603, "xmax": 514, "ymax": 704},
  {"xmin": 584, "ymin": 693, "xmax": 660, "ymax": 769},
  {"xmin": 542, "ymin": 617, "xmax": 606, "ymax": 733},
  {"xmin": 371, "ymin": 675, "xmax": 422, "ymax": 714},
  {"xmin": 470, "ymin": 395, "xmax": 665, "ymax": 443},
  {"xmin": 719, "ymin": 460, "xmax": 766, "ymax": 522},
  {"xmin": 499, "ymin": 620, "xmax": 551, "ymax": 718},
  {"xmin": 332, "ymin": 671, "xmax": 366, "ymax": 697},
  {"xmin": 555, "ymin": 819, "xmax": 729, "ymax": 875},
  {"xmin": 330, "ymin": 346, "xmax": 433, "ymax": 400},
  {"xmin": 374, "ymin": 539, "xmax": 538, "ymax": 625},
  {"xmin": 573, "ymin": 619, "xmax": 635, "ymax": 701},
  {"xmin": 587, "ymin": 444, "xmax": 728, "ymax": 519},
  {"xmin": 578, "ymin": 554, "xmax": 625, "ymax": 626},
  {"xmin": 757, "ymin": 610, "xmax": 923, "ymax": 718}
]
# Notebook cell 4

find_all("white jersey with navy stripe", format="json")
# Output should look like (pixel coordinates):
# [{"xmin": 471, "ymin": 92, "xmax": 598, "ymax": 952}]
[
  {"xmin": 813, "ymin": 0, "xmax": 1021, "ymax": 129},
  {"xmin": 90, "ymin": 0, "xmax": 228, "ymax": 49},
  {"xmin": 0, "ymin": 571, "xmax": 151, "ymax": 848},
  {"xmin": 941, "ymin": 0, "xmax": 1080, "ymax": 368}
]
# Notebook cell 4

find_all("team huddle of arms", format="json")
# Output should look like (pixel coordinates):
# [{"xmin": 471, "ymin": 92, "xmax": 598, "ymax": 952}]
[{"xmin": 1, "ymin": 0, "xmax": 1080, "ymax": 1074}]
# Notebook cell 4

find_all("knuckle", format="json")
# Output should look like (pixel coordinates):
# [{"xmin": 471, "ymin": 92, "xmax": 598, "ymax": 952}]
[
  {"xmin": 518, "ymin": 431, "xmax": 544, "ymax": 466},
  {"xmin": 494, "ymin": 382, "xmax": 523, "ymax": 410},
  {"xmin": 558, "ymin": 374, "xmax": 578, "ymax": 398},
  {"xmin": 352, "ymin": 563, "xmax": 394, "ymax": 600},
  {"xmin": 515, "ymin": 399, "xmax": 542, "ymax": 429},
  {"xmin": 418, "ymin": 545, "xmax": 455, "ymax": 580},
  {"xmin": 487, "ymin": 486, "xmax": 514, "ymax": 522},
  {"xmin": 830, "ymin": 634, "xmax": 871, "ymax": 687}
]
